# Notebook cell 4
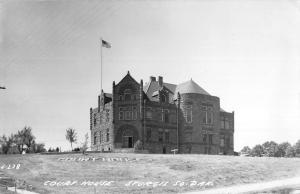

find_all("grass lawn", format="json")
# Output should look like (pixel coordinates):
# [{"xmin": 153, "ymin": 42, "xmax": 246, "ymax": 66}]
[{"xmin": 1, "ymin": 153, "xmax": 300, "ymax": 194}]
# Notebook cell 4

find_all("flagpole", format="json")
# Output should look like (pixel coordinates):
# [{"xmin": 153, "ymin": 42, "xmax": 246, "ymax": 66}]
[{"xmin": 100, "ymin": 37, "xmax": 103, "ymax": 93}]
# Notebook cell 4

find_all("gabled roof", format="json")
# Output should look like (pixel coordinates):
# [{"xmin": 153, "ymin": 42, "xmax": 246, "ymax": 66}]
[
  {"xmin": 174, "ymin": 79, "xmax": 210, "ymax": 99},
  {"xmin": 116, "ymin": 71, "xmax": 140, "ymax": 86},
  {"xmin": 143, "ymin": 81, "xmax": 177, "ymax": 101}
]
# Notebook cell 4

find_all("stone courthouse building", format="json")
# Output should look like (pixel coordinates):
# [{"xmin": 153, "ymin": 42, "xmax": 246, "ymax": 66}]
[{"xmin": 90, "ymin": 71, "xmax": 234, "ymax": 154}]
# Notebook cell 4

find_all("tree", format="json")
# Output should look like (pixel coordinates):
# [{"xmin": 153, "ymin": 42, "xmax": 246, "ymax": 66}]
[
  {"xmin": 262, "ymin": 141, "xmax": 279, "ymax": 157},
  {"xmin": 65, "ymin": 128, "xmax": 77, "ymax": 151},
  {"xmin": 81, "ymin": 133, "xmax": 89, "ymax": 155},
  {"xmin": 294, "ymin": 139, "xmax": 300, "ymax": 155},
  {"xmin": 277, "ymin": 142, "xmax": 291, "ymax": 157},
  {"xmin": 34, "ymin": 143, "xmax": 46, "ymax": 153},
  {"xmin": 251, "ymin": 144, "xmax": 264, "ymax": 157},
  {"xmin": 14, "ymin": 127, "xmax": 35, "ymax": 153},
  {"xmin": 22, "ymin": 127, "xmax": 35, "ymax": 151},
  {"xmin": 286, "ymin": 145, "xmax": 296, "ymax": 157},
  {"xmin": 240, "ymin": 146, "xmax": 251, "ymax": 155},
  {"xmin": 0, "ymin": 134, "xmax": 15, "ymax": 154},
  {"xmin": 0, "ymin": 135, "xmax": 9, "ymax": 154}
]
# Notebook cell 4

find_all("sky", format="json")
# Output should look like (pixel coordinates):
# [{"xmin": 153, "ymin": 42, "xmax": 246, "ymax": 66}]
[{"xmin": 0, "ymin": 0, "xmax": 300, "ymax": 151}]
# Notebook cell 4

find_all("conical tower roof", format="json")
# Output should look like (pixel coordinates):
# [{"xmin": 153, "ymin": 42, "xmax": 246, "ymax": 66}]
[{"xmin": 174, "ymin": 79, "xmax": 210, "ymax": 99}]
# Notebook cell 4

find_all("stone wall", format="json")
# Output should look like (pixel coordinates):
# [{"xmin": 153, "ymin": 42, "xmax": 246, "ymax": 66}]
[{"xmin": 179, "ymin": 93, "xmax": 221, "ymax": 154}]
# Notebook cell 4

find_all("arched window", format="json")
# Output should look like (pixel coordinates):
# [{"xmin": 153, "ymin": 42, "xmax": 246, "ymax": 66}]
[
  {"xmin": 161, "ymin": 94, "xmax": 167, "ymax": 103},
  {"xmin": 124, "ymin": 89, "xmax": 131, "ymax": 101}
]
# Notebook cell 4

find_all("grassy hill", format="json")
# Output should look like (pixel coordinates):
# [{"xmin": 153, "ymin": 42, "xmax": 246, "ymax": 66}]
[{"xmin": 1, "ymin": 153, "xmax": 300, "ymax": 194}]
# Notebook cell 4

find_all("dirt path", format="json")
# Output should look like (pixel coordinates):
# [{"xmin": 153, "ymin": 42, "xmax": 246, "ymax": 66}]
[{"xmin": 185, "ymin": 176, "xmax": 300, "ymax": 194}]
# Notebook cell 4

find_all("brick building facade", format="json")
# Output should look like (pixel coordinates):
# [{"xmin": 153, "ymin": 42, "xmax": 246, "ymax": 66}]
[{"xmin": 90, "ymin": 71, "xmax": 234, "ymax": 154}]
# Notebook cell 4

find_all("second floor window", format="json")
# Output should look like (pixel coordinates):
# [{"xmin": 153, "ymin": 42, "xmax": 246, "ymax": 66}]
[
  {"xmin": 132, "ymin": 107, "xmax": 137, "ymax": 120},
  {"xmin": 185, "ymin": 105, "xmax": 192, "ymax": 123},
  {"xmin": 164, "ymin": 110, "xmax": 169, "ymax": 123},
  {"xmin": 202, "ymin": 105, "xmax": 213, "ymax": 124},
  {"xmin": 125, "ymin": 111, "xmax": 131, "ymax": 120},
  {"xmin": 119, "ymin": 108, "xmax": 124, "ymax": 120},
  {"xmin": 146, "ymin": 107, "xmax": 152, "ymax": 119},
  {"xmin": 221, "ymin": 117, "xmax": 230, "ymax": 129},
  {"xmin": 124, "ymin": 89, "xmax": 131, "ymax": 101},
  {"xmin": 119, "ymin": 106, "xmax": 137, "ymax": 120}
]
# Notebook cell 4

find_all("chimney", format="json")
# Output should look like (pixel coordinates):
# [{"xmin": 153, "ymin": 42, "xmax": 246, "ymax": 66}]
[
  {"xmin": 158, "ymin": 76, "xmax": 163, "ymax": 87},
  {"xmin": 150, "ymin": 76, "xmax": 156, "ymax": 82}
]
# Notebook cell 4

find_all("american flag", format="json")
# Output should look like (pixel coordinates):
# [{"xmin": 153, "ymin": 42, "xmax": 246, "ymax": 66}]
[{"xmin": 101, "ymin": 39, "xmax": 111, "ymax": 48}]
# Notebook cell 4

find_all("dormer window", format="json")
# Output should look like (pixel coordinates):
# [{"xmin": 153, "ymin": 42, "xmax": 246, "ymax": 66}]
[
  {"xmin": 161, "ymin": 94, "xmax": 167, "ymax": 103},
  {"xmin": 124, "ymin": 89, "xmax": 131, "ymax": 101}
]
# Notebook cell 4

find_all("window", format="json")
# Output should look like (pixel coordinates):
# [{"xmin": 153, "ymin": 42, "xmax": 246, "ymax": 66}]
[
  {"xmin": 160, "ymin": 109, "xmax": 164, "ymax": 121},
  {"xmin": 226, "ymin": 137, "xmax": 230, "ymax": 148},
  {"xmin": 93, "ymin": 114, "xmax": 97, "ymax": 126},
  {"xmin": 146, "ymin": 128, "xmax": 151, "ymax": 142},
  {"xmin": 221, "ymin": 117, "xmax": 230, "ymax": 129},
  {"xmin": 165, "ymin": 130, "xmax": 170, "ymax": 143},
  {"xmin": 146, "ymin": 107, "xmax": 152, "ymax": 119},
  {"xmin": 161, "ymin": 94, "xmax": 167, "ymax": 103},
  {"xmin": 225, "ymin": 119, "xmax": 230, "ymax": 129},
  {"xmin": 133, "ymin": 94, "xmax": 137, "ymax": 100},
  {"xmin": 220, "ymin": 135, "xmax": 225, "ymax": 147},
  {"xmin": 119, "ymin": 108, "xmax": 124, "ymax": 120},
  {"xmin": 106, "ymin": 129, "xmax": 109, "ymax": 142},
  {"xmin": 124, "ymin": 89, "xmax": 131, "ymax": 101},
  {"xmin": 125, "ymin": 111, "xmax": 131, "ymax": 120},
  {"xmin": 132, "ymin": 107, "xmax": 137, "ymax": 120},
  {"xmin": 158, "ymin": 129, "xmax": 163, "ymax": 142},
  {"xmin": 119, "ymin": 95, "xmax": 123, "ymax": 101},
  {"xmin": 164, "ymin": 110, "xmax": 169, "ymax": 123},
  {"xmin": 100, "ymin": 131, "xmax": 102, "ymax": 143},
  {"xmin": 94, "ymin": 132, "xmax": 97, "ymax": 145},
  {"xmin": 221, "ymin": 117, "xmax": 225, "ymax": 128},
  {"xmin": 203, "ymin": 134, "xmax": 207, "ymax": 143},
  {"xmin": 208, "ymin": 112, "xmax": 213, "ymax": 124},
  {"xmin": 209, "ymin": 134, "xmax": 213, "ymax": 145},
  {"xmin": 202, "ymin": 105, "xmax": 213, "ymax": 124},
  {"xmin": 105, "ymin": 110, "xmax": 110, "ymax": 122},
  {"xmin": 185, "ymin": 105, "xmax": 192, "ymax": 123}
]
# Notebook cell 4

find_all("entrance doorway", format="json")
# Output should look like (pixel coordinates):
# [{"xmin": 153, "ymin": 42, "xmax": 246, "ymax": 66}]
[{"xmin": 123, "ymin": 136, "xmax": 133, "ymax": 148}]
